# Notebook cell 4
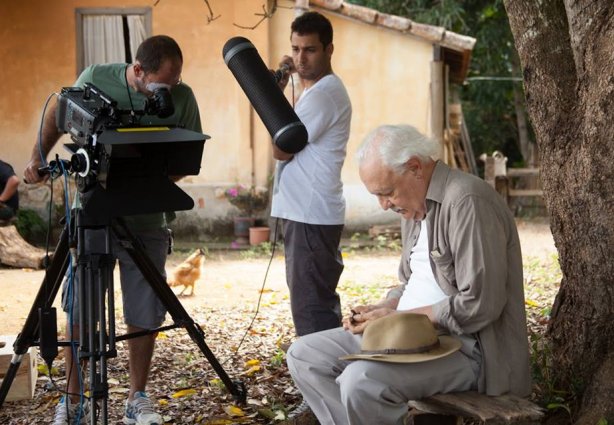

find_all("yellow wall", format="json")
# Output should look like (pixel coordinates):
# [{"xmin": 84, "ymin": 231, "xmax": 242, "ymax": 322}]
[{"xmin": 0, "ymin": 1, "xmax": 433, "ymax": 231}]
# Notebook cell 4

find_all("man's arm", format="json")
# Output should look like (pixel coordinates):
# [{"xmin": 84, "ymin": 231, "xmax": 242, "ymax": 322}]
[
  {"xmin": 0, "ymin": 175, "xmax": 19, "ymax": 202},
  {"xmin": 272, "ymin": 143, "xmax": 294, "ymax": 161},
  {"xmin": 432, "ymin": 196, "xmax": 513, "ymax": 335},
  {"xmin": 24, "ymin": 101, "xmax": 62, "ymax": 183}
]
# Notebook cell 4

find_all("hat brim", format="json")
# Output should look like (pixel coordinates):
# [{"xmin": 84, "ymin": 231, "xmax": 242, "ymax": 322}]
[{"xmin": 339, "ymin": 335, "xmax": 462, "ymax": 363}]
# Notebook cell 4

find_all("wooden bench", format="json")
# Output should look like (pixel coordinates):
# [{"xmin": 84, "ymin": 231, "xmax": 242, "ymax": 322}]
[{"xmin": 407, "ymin": 392, "xmax": 544, "ymax": 425}]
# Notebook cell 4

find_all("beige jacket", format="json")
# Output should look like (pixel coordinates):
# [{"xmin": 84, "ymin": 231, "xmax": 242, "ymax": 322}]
[{"xmin": 390, "ymin": 161, "xmax": 531, "ymax": 396}]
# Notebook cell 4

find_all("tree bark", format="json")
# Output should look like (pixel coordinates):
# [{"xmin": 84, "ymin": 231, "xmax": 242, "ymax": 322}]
[
  {"xmin": 511, "ymin": 56, "xmax": 535, "ymax": 167},
  {"xmin": 504, "ymin": 0, "xmax": 614, "ymax": 422},
  {"xmin": 0, "ymin": 225, "xmax": 45, "ymax": 269}
]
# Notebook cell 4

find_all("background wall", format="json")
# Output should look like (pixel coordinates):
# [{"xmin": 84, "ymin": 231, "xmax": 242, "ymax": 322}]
[{"xmin": 0, "ymin": 1, "xmax": 434, "ymax": 237}]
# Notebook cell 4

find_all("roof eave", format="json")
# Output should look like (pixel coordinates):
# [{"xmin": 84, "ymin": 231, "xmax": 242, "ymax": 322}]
[{"xmin": 307, "ymin": 0, "xmax": 476, "ymax": 82}]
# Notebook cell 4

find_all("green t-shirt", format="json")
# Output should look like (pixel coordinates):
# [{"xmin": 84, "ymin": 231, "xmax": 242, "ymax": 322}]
[{"xmin": 74, "ymin": 63, "xmax": 202, "ymax": 231}]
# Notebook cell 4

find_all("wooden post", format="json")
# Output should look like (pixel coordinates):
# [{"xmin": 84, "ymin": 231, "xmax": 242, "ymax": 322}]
[{"xmin": 431, "ymin": 47, "xmax": 445, "ymax": 161}]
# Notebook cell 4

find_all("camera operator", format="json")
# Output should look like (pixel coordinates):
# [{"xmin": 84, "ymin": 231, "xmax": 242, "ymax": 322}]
[{"xmin": 24, "ymin": 35, "xmax": 201, "ymax": 425}]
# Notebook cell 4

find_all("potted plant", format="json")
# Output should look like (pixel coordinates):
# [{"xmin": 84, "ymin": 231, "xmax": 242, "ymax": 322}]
[
  {"xmin": 222, "ymin": 184, "xmax": 269, "ymax": 217},
  {"xmin": 220, "ymin": 184, "xmax": 269, "ymax": 246}
]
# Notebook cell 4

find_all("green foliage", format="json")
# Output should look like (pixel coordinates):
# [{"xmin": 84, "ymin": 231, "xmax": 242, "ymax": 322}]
[
  {"xmin": 15, "ymin": 208, "xmax": 47, "ymax": 245},
  {"xmin": 529, "ymin": 331, "xmax": 572, "ymax": 415},
  {"xmin": 346, "ymin": 0, "xmax": 533, "ymax": 166},
  {"xmin": 222, "ymin": 185, "xmax": 269, "ymax": 216},
  {"xmin": 269, "ymin": 349, "xmax": 285, "ymax": 368},
  {"xmin": 529, "ymin": 329, "xmax": 587, "ymax": 420},
  {"xmin": 240, "ymin": 241, "xmax": 276, "ymax": 259},
  {"xmin": 347, "ymin": 232, "xmax": 402, "ymax": 253}
]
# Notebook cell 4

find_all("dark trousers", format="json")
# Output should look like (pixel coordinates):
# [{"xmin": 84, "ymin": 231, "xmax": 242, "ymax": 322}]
[
  {"xmin": 282, "ymin": 219, "xmax": 344, "ymax": 336},
  {"xmin": 0, "ymin": 203, "xmax": 15, "ymax": 220}
]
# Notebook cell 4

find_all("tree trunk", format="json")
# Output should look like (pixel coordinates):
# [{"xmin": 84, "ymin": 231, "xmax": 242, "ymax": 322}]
[
  {"xmin": 510, "ymin": 56, "xmax": 535, "ymax": 167},
  {"xmin": 0, "ymin": 225, "xmax": 46, "ymax": 269},
  {"xmin": 504, "ymin": 0, "xmax": 614, "ymax": 422}
]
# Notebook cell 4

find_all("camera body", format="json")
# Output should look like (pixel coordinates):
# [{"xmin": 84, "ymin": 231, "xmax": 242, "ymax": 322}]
[
  {"xmin": 55, "ymin": 83, "xmax": 178, "ymax": 193},
  {"xmin": 56, "ymin": 84, "xmax": 119, "ymax": 147}
]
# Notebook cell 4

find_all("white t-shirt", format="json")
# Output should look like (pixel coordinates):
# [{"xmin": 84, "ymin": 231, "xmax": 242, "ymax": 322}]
[
  {"xmin": 271, "ymin": 74, "xmax": 352, "ymax": 225},
  {"xmin": 397, "ymin": 221, "xmax": 448, "ymax": 310}
]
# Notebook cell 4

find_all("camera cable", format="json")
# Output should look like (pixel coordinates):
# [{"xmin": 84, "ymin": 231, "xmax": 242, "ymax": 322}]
[
  {"xmin": 222, "ymin": 72, "xmax": 296, "ymax": 364},
  {"xmin": 221, "ymin": 217, "xmax": 281, "ymax": 366},
  {"xmin": 124, "ymin": 64, "xmax": 139, "ymax": 124}
]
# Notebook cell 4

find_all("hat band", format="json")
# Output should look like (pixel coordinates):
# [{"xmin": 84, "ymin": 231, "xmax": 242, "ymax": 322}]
[{"xmin": 360, "ymin": 340, "xmax": 440, "ymax": 355}]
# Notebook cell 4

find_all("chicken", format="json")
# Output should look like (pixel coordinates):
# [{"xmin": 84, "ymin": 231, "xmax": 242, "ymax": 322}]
[{"xmin": 167, "ymin": 248, "xmax": 205, "ymax": 296}]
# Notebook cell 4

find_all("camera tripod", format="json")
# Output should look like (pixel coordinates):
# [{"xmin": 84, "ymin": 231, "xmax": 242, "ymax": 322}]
[{"xmin": 0, "ymin": 208, "xmax": 247, "ymax": 423}]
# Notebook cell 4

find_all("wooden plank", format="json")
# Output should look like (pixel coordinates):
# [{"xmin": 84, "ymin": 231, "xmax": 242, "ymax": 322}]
[
  {"xmin": 508, "ymin": 189, "xmax": 544, "ymax": 197},
  {"xmin": 0, "ymin": 335, "xmax": 38, "ymax": 401},
  {"xmin": 460, "ymin": 115, "xmax": 478, "ymax": 175},
  {"xmin": 507, "ymin": 168, "xmax": 540, "ymax": 177},
  {"xmin": 409, "ymin": 392, "xmax": 544, "ymax": 424}
]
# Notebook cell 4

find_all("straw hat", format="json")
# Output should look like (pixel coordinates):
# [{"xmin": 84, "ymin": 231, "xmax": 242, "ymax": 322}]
[{"xmin": 340, "ymin": 312, "xmax": 461, "ymax": 363}]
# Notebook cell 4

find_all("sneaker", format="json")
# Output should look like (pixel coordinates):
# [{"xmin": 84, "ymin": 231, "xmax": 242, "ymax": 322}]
[
  {"xmin": 53, "ymin": 396, "xmax": 90, "ymax": 425},
  {"xmin": 283, "ymin": 399, "xmax": 319, "ymax": 424},
  {"xmin": 123, "ymin": 391, "xmax": 163, "ymax": 425}
]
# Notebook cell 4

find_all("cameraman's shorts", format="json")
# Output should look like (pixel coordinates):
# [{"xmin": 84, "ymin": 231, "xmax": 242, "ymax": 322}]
[{"xmin": 61, "ymin": 227, "xmax": 169, "ymax": 330}]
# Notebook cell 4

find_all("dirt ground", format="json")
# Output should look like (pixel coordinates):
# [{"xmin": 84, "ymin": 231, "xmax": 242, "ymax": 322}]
[{"xmin": 0, "ymin": 219, "xmax": 556, "ymax": 336}]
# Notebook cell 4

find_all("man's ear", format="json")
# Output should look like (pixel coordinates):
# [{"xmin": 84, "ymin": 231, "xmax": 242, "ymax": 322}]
[
  {"xmin": 326, "ymin": 42, "xmax": 334, "ymax": 58},
  {"xmin": 405, "ymin": 157, "xmax": 422, "ymax": 175},
  {"xmin": 133, "ymin": 61, "xmax": 144, "ymax": 78}
]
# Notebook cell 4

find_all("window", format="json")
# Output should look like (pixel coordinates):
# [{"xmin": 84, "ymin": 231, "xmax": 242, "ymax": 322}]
[{"xmin": 75, "ymin": 8, "xmax": 152, "ymax": 75}]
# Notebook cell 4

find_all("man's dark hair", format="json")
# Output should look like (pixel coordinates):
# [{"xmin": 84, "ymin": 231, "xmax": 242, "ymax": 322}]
[
  {"xmin": 291, "ymin": 11, "xmax": 333, "ymax": 47},
  {"xmin": 135, "ymin": 35, "xmax": 183, "ymax": 73}
]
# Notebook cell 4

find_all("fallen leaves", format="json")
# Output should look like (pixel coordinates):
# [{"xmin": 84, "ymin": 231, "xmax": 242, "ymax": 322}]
[{"xmin": 0, "ymin": 247, "xmax": 561, "ymax": 424}]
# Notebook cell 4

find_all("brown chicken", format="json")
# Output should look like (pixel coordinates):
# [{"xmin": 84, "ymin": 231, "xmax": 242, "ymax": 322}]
[{"xmin": 167, "ymin": 248, "xmax": 205, "ymax": 296}]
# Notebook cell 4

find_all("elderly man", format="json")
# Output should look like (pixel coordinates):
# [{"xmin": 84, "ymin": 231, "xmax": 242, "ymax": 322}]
[{"xmin": 286, "ymin": 125, "xmax": 531, "ymax": 425}]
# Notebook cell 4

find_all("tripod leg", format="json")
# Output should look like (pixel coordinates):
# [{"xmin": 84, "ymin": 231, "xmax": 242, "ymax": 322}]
[
  {"xmin": 0, "ymin": 226, "xmax": 70, "ymax": 408},
  {"xmin": 111, "ymin": 219, "xmax": 247, "ymax": 404}
]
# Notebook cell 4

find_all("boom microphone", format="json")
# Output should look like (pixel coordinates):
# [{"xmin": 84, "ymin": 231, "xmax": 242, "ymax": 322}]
[{"xmin": 223, "ymin": 36, "xmax": 308, "ymax": 154}]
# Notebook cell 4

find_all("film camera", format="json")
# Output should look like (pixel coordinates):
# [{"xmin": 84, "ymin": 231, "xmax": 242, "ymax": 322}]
[
  {"xmin": 53, "ymin": 83, "xmax": 207, "ymax": 222},
  {"xmin": 56, "ymin": 82, "xmax": 174, "ymax": 147}
]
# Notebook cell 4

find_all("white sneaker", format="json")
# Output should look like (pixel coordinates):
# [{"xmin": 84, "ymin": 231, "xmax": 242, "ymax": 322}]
[
  {"xmin": 53, "ymin": 396, "xmax": 90, "ymax": 425},
  {"xmin": 287, "ymin": 399, "xmax": 313, "ymax": 419},
  {"xmin": 122, "ymin": 391, "xmax": 163, "ymax": 425}
]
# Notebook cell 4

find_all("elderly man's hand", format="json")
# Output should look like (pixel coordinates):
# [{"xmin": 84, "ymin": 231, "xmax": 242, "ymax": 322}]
[{"xmin": 343, "ymin": 306, "xmax": 397, "ymax": 334}]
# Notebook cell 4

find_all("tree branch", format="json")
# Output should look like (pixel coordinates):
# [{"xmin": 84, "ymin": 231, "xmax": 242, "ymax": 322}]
[
  {"xmin": 153, "ymin": 0, "xmax": 220, "ymax": 23},
  {"xmin": 233, "ymin": 2, "xmax": 278, "ymax": 30}
]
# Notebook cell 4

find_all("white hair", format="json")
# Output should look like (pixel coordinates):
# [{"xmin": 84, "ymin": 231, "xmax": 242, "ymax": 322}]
[{"xmin": 356, "ymin": 125, "xmax": 438, "ymax": 174}]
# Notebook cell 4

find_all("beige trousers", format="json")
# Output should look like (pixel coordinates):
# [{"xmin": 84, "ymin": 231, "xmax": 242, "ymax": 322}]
[{"xmin": 287, "ymin": 327, "xmax": 480, "ymax": 425}]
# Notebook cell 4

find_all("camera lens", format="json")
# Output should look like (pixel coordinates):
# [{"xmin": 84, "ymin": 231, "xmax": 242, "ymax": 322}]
[{"xmin": 144, "ymin": 88, "xmax": 175, "ymax": 118}]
